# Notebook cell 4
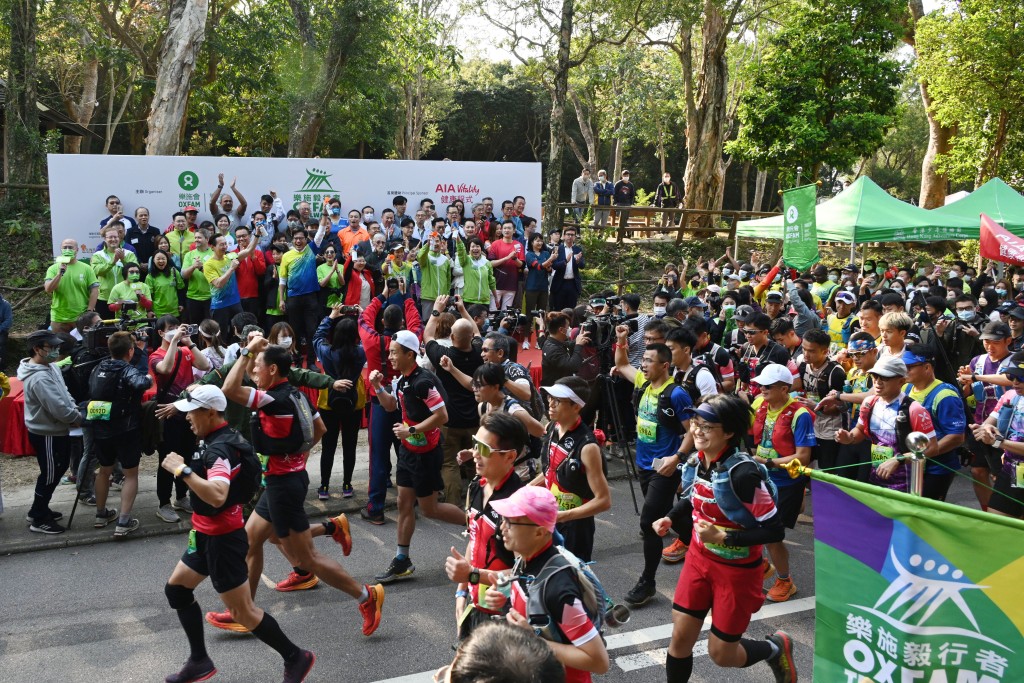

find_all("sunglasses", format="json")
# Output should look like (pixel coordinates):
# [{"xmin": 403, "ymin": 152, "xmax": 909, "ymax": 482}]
[
  {"xmin": 500, "ymin": 518, "xmax": 538, "ymax": 528},
  {"xmin": 471, "ymin": 435, "xmax": 514, "ymax": 459},
  {"xmin": 181, "ymin": 390, "xmax": 214, "ymax": 410}
]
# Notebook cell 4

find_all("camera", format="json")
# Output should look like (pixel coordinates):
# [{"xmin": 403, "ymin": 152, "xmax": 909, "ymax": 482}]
[
  {"xmin": 185, "ymin": 323, "xmax": 199, "ymax": 336},
  {"xmin": 386, "ymin": 277, "xmax": 399, "ymax": 290},
  {"xmin": 605, "ymin": 295, "xmax": 621, "ymax": 308},
  {"xmin": 611, "ymin": 314, "xmax": 639, "ymax": 336},
  {"xmin": 529, "ymin": 309, "xmax": 545, "ymax": 320},
  {"xmin": 340, "ymin": 305, "xmax": 360, "ymax": 316}
]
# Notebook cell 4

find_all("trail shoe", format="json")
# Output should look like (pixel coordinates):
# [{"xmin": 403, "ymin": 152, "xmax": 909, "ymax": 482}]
[
  {"xmin": 204, "ymin": 610, "xmax": 248, "ymax": 633},
  {"xmin": 276, "ymin": 571, "xmax": 319, "ymax": 592},
  {"xmin": 172, "ymin": 497, "xmax": 193, "ymax": 513},
  {"xmin": 662, "ymin": 538, "xmax": 688, "ymax": 563},
  {"xmin": 26, "ymin": 511, "xmax": 64, "ymax": 522},
  {"xmin": 374, "ymin": 556, "xmax": 414, "ymax": 584},
  {"xmin": 94, "ymin": 508, "xmax": 118, "ymax": 528},
  {"xmin": 317, "ymin": 485, "xmax": 329, "ymax": 501},
  {"xmin": 165, "ymin": 655, "xmax": 217, "ymax": 683},
  {"xmin": 624, "ymin": 578, "xmax": 657, "ymax": 607},
  {"xmin": 359, "ymin": 507, "xmax": 386, "ymax": 525},
  {"xmin": 766, "ymin": 577, "xmax": 797, "ymax": 603},
  {"xmin": 329, "ymin": 513, "xmax": 352, "ymax": 556},
  {"xmin": 114, "ymin": 518, "xmax": 140, "ymax": 538},
  {"xmin": 157, "ymin": 504, "xmax": 180, "ymax": 523},
  {"xmin": 766, "ymin": 630, "xmax": 797, "ymax": 683},
  {"xmin": 282, "ymin": 650, "xmax": 316, "ymax": 683},
  {"xmin": 359, "ymin": 583, "xmax": 385, "ymax": 636}
]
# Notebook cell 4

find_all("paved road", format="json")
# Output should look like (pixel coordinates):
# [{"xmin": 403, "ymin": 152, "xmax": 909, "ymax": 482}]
[{"xmin": 0, "ymin": 476, "xmax": 977, "ymax": 683}]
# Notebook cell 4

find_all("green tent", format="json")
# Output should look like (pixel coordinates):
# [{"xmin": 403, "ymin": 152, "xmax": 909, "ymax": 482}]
[
  {"xmin": 736, "ymin": 176, "xmax": 977, "ymax": 243},
  {"xmin": 929, "ymin": 177, "xmax": 1024, "ymax": 234}
]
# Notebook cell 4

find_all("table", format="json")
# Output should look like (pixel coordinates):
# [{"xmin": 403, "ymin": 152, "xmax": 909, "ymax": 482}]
[{"xmin": 0, "ymin": 377, "xmax": 33, "ymax": 457}]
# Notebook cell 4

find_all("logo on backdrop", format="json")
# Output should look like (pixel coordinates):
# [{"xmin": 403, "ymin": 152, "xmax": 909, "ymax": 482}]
[
  {"xmin": 786, "ymin": 205, "xmax": 799, "ymax": 223},
  {"xmin": 293, "ymin": 168, "xmax": 337, "ymax": 218},
  {"xmin": 178, "ymin": 171, "xmax": 199, "ymax": 191}
]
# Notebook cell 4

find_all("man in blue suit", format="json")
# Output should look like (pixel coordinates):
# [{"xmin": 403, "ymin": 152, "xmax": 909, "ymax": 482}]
[{"xmin": 550, "ymin": 226, "xmax": 584, "ymax": 311}]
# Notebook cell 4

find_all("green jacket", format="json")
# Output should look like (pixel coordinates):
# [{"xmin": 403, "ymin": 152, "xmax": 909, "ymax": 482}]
[
  {"xmin": 417, "ymin": 247, "xmax": 453, "ymax": 301},
  {"xmin": 91, "ymin": 248, "xmax": 139, "ymax": 301},
  {"xmin": 457, "ymin": 240, "xmax": 496, "ymax": 305}
]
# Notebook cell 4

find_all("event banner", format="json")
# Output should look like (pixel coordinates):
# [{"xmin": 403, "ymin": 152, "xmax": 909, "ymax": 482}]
[
  {"xmin": 980, "ymin": 212, "xmax": 1024, "ymax": 266},
  {"xmin": 46, "ymin": 154, "xmax": 541, "ymax": 255},
  {"xmin": 781, "ymin": 183, "xmax": 819, "ymax": 270},
  {"xmin": 813, "ymin": 471, "xmax": 1024, "ymax": 682}
]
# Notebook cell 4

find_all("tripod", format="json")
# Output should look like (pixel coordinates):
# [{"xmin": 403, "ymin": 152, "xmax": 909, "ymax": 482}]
[{"xmin": 596, "ymin": 373, "xmax": 640, "ymax": 515}]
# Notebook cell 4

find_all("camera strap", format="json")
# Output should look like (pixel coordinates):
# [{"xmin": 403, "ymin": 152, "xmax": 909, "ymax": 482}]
[{"xmin": 156, "ymin": 350, "xmax": 183, "ymax": 404}]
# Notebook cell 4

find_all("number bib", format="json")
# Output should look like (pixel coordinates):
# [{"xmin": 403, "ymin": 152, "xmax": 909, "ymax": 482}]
[
  {"xmin": 551, "ymin": 482, "xmax": 583, "ymax": 511},
  {"xmin": 187, "ymin": 529, "xmax": 197, "ymax": 555},
  {"xmin": 870, "ymin": 444, "xmax": 895, "ymax": 467},
  {"xmin": 86, "ymin": 401, "xmax": 113, "ymax": 421},
  {"xmin": 404, "ymin": 424, "xmax": 428, "ymax": 448},
  {"xmin": 637, "ymin": 417, "xmax": 658, "ymax": 444},
  {"xmin": 755, "ymin": 445, "xmax": 779, "ymax": 461},
  {"xmin": 704, "ymin": 525, "xmax": 747, "ymax": 560},
  {"xmin": 1014, "ymin": 462, "xmax": 1024, "ymax": 490}
]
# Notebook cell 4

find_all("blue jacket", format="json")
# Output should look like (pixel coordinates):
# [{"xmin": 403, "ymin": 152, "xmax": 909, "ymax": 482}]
[
  {"xmin": 525, "ymin": 249, "xmax": 552, "ymax": 292},
  {"xmin": 551, "ymin": 245, "xmax": 584, "ymax": 295}
]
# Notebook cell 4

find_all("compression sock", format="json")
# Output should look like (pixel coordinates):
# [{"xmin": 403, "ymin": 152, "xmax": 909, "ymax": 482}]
[
  {"xmin": 396, "ymin": 545, "xmax": 410, "ymax": 560},
  {"xmin": 322, "ymin": 520, "xmax": 336, "ymax": 536},
  {"xmin": 176, "ymin": 601, "xmax": 208, "ymax": 661},
  {"xmin": 777, "ymin": 573, "xmax": 790, "ymax": 581},
  {"xmin": 739, "ymin": 638, "xmax": 776, "ymax": 666},
  {"xmin": 292, "ymin": 566, "xmax": 312, "ymax": 578},
  {"xmin": 252, "ymin": 612, "xmax": 301, "ymax": 662},
  {"xmin": 665, "ymin": 654, "xmax": 693, "ymax": 682}
]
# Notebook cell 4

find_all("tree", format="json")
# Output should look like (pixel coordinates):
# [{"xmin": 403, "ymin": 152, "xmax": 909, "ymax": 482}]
[
  {"xmin": 4, "ymin": 0, "xmax": 43, "ymax": 184},
  {"xmin": 915, "ymin": 0, "xmax": 1024, "ymax": 189},
  {"xmin": 146, "ymin": 0, "xmax": 209, "ymax": 155},
  {"xmin": 727, "ymin": 0, "xmax": 905, "ymax": 182}
]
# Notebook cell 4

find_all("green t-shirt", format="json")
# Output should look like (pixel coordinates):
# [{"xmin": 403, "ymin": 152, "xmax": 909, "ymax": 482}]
[
  {"xmin": 146, "ymin": 269, "xmax": 184, "ymax": 316},
  {"xmin": 107, "ymin": 280, "xmax": 152, "ymax": 320},
  {"xmin": 317, "ymin": 262, "xmax": 344, "ymax": 307},
  {"xmin": 45, "ymin": 260, "xmax": 99, "ymax": 323},
  {"xmin": 182, "ymin": 248, "xmax": 213, "ymax": 301},
  {"xmin": 90, "ymin": 248, "xmax": 139, "ymax": 301}
]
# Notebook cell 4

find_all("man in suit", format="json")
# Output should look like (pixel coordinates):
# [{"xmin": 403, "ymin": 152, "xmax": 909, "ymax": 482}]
[{"xmin": 550, "ymin": 226, "xmax": 584, "ymax": 311}]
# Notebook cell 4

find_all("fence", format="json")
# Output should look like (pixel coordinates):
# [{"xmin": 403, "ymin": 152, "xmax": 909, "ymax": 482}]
[{"xmin": 556, "ymin": 203, "xmax": 779, "ymax": 245}]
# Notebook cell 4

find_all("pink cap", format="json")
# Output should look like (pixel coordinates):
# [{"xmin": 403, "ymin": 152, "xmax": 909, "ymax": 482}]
[{"xmin": 490, "ymin": 486, "xmax": 558, "ymax": 532}]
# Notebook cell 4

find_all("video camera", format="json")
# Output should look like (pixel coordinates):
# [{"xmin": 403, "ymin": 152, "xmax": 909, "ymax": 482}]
[{"xmin": 84, "ymin": 301, "xmax": 157, "ymax": 352}]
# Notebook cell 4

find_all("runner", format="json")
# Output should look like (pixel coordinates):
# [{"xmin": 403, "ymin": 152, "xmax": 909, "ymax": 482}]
[
  {"xmin": 656, "ymin": 394, "xmax": 796, "ymax": 683},
  {"xmin": 969, "ymin": 350, "xmax": 1024, "ymax": 518},
  {"xmin": 161, "ymin": 385, "xmax": 315, "ymax": 683},
  {"xmin": 209, "ymin": 336, "xmax": 384, "ymax": 636}
]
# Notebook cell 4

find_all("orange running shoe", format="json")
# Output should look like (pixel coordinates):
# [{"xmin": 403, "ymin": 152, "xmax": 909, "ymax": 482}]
[
  {"xmin": 330, "ymin": 513, "xmax": 352, "ymax": 556},
  {"xmin": 661, "ymin": 538, "xmax": 688, "ymax": 563},
  {"xmin": 205, "ymin": 610, "xmax": 248, "ymax": 633},
  {"xmin": 359, "ymin": 583, "xmax": 385, "ymax": 636},
  {"xmin": 276, "ymin": 571, "xmax": 319, "ymax": 592},
  {"xmin": 763, "ymin": 558, "xmax": 776, "ymax": 581},
  {"xmin": 766, "ymin": 577, "xmax": 797, "ymax": 603}
]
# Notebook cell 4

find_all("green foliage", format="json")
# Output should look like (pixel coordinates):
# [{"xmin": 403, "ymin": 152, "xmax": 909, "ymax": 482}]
[
  {"xmin": 915, "ymin": 0, "xmax": 1024, "ymax": 189},
  {"xmin": 863, "ymin": 76, "xmax": 929, "ymax": 201},
  {"xmin": 727, "ymin": 0, "xmax": 905, "ymax": 180}
]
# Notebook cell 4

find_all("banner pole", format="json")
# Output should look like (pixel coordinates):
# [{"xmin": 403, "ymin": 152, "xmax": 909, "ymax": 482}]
[{"xmin": 849, "ymin": 238, "xmax": 856, "ymax": 264}]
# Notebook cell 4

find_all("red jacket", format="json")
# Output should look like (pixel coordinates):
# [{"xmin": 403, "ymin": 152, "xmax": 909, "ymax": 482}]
[
  {"xmin": 235, "ymin": 249, "xmax": 267, "ymax": 299},
  {"xmin": 358, "ymin": 295, "xmax": 423, "ymax": 398},
  {"xmin": 343, "ymin": 256, "xmax": 375, "ymax": 306}
]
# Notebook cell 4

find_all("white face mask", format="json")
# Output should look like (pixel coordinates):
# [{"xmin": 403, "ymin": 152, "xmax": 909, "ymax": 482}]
[
  {"xmin": 739, "ymin": 270, "xmax": 749, "ymax": 279},
  {"xmin": 277, "ymin": 336, "xmax": 292, "ymax": 347},
  {"xmin": 653, "ymin": 306, "xmax": 666, "ymax": 316},
  {"xmin": 891, "ymin": 285, "xmax": 903, "ymax": 292},
  {"xmin": 364, "ymin": 212, "xmax": 375, "ymax": 222}
]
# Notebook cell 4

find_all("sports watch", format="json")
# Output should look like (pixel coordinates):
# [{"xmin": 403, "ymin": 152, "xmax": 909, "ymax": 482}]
[
  {"xmin": 468, "ymin": 568, "xmax": 481, "ymax": 585},
  {"xmin": 240, "ymin": 347, "xmax": 252, "ymax": 358},
  {"xmin": 176, "ymin": 466, "xmax": 193, "ymax": 479},
  {"xmin": 408, "ymin": 425, "xmax": 418, "ymax": 434}
]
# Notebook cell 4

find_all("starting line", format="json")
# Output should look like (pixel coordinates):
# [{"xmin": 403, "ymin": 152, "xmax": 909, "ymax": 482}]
[{"xmin": 371, "ymin": 596, "xmax": 816, "ymax": 682}]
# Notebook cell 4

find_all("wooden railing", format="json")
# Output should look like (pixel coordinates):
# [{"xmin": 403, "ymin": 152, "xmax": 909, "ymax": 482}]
[{"xmin": 555, "ymin": 203, "xmax": 779, "ymax": 245}]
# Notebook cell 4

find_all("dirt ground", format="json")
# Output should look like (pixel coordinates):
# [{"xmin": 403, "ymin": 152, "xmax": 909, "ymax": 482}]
[{"xmin": 1, "ymin": 452, "xmax": 41, "ymax": 490}]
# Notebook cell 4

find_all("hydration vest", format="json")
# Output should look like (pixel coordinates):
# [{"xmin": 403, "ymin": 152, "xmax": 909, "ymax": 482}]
[
  {"xmin": 680, "ymin": 449, "xmax": 778, "ymax": 530},
  {"xmin": 752, "ymin": 399, "xmax": 813, "ymax": 459},
  {"xmin": 632, "ymin": 378, "xmax": 684, "ymax": 436},
  {"xmin": 250, "ymin": 382, "xmax": 315, "ymax": 456}
]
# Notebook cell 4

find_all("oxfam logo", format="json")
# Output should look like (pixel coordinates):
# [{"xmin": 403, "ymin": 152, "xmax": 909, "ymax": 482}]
[
  {"xmin": 178, "ymin": 171, "xmax": 199, "ymax": 191},
  {"xmin": 786, "ymin": 205, "xmax": 799, "ymax": 223}
]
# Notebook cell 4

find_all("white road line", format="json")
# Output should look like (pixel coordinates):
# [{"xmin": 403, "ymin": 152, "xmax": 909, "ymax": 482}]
[{"xmin": 371, "ymin": 596, "xmax": 815, "ymax": 683}]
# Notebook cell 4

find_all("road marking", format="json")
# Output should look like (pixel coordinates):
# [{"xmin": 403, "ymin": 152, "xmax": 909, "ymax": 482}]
[{"xmin": 370, "ymin": 596, "xmax": 815, "ymax": 682}]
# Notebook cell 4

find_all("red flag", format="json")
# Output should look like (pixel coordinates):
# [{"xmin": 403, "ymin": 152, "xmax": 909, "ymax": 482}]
[{"xmin": 980, "ymin": 213, "xmax": 1024, "ymax": 266}]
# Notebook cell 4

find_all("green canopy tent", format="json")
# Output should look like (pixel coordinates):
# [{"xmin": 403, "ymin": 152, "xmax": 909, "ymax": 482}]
[
  {"xmin": 929, "ymin": 178, "xmax": 1024, "ymax": 234},
  {"xmin": 735, "ymin": 176, "xmax": 978, "ymax": 260}
]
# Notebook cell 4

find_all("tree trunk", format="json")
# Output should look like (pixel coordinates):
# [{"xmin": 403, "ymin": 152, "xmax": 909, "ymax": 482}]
[
  {"xmin": 681, "ymin": 2, "xmax": 729, "ymax": 226},
  {"xmin": 569, "ymin": 88, "xmax": 599, "ymax": 171},
  {"xmin": 752, "ymin": 168, "xmax": 767, "ymax": 211},
  {"xmin": 146, "ymin": 0, "xmax": 209, "ymax": 155},
  {"xmin": 544, "ymin": 0, "xmax": 574, "ymax": 223},
  {"xmin": 739, "ymin": 160, "xmax": 750, "ymax": 212},
  {"xmin": 4, "ymin": 0, "xmax": 42, "ymax": 184},
  {"xmin": 62, "ymin": 11, "xmax": 99, "ymax": 155}
]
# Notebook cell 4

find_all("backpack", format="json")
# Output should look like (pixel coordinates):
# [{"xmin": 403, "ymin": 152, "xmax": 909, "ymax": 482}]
[
  {"xmin": 227, "ymin": 438, "xmax": 263, "ymax": 507},
  {"xmin": 517, "ymin": 544, "xmax": 628, "ymax": 643},
  {"xmin": 252, "ymin": 383, "xmax": 316, "ymax": 455},
  {"xmin": 632, "ymin": 378, "xmax": 685, "ymax": 435}
]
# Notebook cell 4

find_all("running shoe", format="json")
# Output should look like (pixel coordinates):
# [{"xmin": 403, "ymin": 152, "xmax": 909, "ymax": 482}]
[
  {"xmin": 29, "ymin": 520, "xmax": 66, "ymax": 534},
  {"xmin": 80, "ymin": 494, "xmax": 97, "ymax": 506},
  {"xmin": 172, "ymin": 496, "xmax": 193, "ymax": 513},
  {"xmin": 282, "ymin": 650, "xmax": 316, "ymax": 683},
  {"xmin": 359, "ymin": 583, "xmax": 385, "ymax": 636},
  {"xmin": 276, "ymin": 571, "xmax": 319, "ymax": 592},
  {"xmin": 766, "ymin": 577, "xmax": 797, "ymax": 603},
  {"xmin": 766, "ymin": 630, "xmax": 798, "ymax": 682},
  {"xmin": 662, "ymin": 538, "xmax": 688, "ymax": 563},
  {"xmin": 165, "ymin": 655, "xmax": 217, "ymax": 683},
  {"xmin": 205, "ymin": 610, "xmax": 249, "ymax": 632},
  {"xmin": 342, "ymin": 484, "xmax": 354, "ymax": 498},
  {"xmin": 94, "ymin": 508, "xmax": 118, "ymax": 528},
  {"xmin": 374, "ymin": 556, "xmax": 414, "ymax": 584},
  {"xmin": 624, "ymin": 578, "xmax": 656, "ymax": 607},
  {"xmin": 359, "ymin": 507, "xmax": 386, "ymax": 525},
  {"xmin": 157, "ymin": 504, "xmax": 180, "ymax": 523},
  {"xmin": 60, "ymin": 474, "xmax": 77, "ymax": 486},
  {"xmin": 329, "ymin": 513, "xmax": 352, "ymax": 556},
  {"xmin": 114, "ymin": 518, "xmax": 140, "ymax": 538},
  {"xmin": 26, "ymin": 511, "xmax": 64, "ymax": 522},
  {"xmin": 763, "ymin": 557, "xmax": 776, "ymax": 581},
  {"xmin": 317, "ymin": 485, "xmax": 329, "ymax": 501}
]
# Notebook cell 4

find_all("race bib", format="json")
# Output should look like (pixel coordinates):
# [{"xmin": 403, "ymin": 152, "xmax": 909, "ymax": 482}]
[
  {"xmin": 637, "ymin": 417, "xmax": 658, "ymax": 444},
  {"xmin": 404, "ymin": 423, "xmax": 428, "ymax": 448},
  {"xmin": 86, "ymin": 400, "xmax": 113, "ymax": 421},
  {"xmin": 704, "ymin": 526, "xmax": 747, "ymax": 560},
  {"xmin": 755, "ymin": 445, "xmax": 779, "ymax": 461},
  {"xmin": 187, "ymin": 529, "xmax": 197, "ymax": 555},
  {"xmin": 1014, "ymin": 462, "xmax": 1024, "ymax": 490},
  {"xmin": 551, "ymin": 483, "xmax": 583, "ymax": 511},
  {"xmin": 870, "ymin": 444, "xmax": 895, "ymax": 467}
]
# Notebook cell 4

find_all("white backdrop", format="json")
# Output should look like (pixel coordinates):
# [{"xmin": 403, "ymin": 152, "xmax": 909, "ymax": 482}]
[{"xmin": 46, "ymin": 154, "xmax": 542, "ymax": 255}]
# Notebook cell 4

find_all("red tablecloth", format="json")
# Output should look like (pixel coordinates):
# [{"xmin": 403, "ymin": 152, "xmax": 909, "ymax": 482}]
[{"xmin": 0, "ymin": 377, "xmax": 33, "ymax": 457}]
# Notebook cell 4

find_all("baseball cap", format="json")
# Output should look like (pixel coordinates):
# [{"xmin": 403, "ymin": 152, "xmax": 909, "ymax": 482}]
[
  {"xmin": 997, "ymin": 301, "xmax": 1016, "ymax": 314},
  {"xmin": 765, "ymin": 291, "xmax": 784, "ymax": 303},
  {"xmin": 489, "ymin": 486, "xmax": 558, "ymax": 532},
  {"xmin": 869, "ymin": 356, "xmax": 908, "ymax": 378},
  {"xmin": 183, "ymin": 205, "xmax": 199, "ymax": 213},
  {"xmin": 751, "ymin": 363, "xmax": 794, "ymax": 386},
  {"xmin": 842, "ymin": 263, "xmax": 859, "ymax": 272},
  {"xmin": 393, "ymin": 330, "xmax": 420, "ymax": 354},
  {"xmin": 680, "ymin": 402, "xmax": 722, "ymax": 423},
  {"xmin": 733, "ymin": 305, "xmax": 756, "ymax": 322},
  {"xmin": 1009, "ymin": 307, "xmax": 1024, "ymax": 321},
  {"xmin": 706, "ymin": 284, "xmax": 721, "ymax": 295},
  {"xmin": 902, "ymin": 347, "xmax": 933, "ymax": 367},
  {"xmin": 173, "ymin": 385, "xmax": 228, "ymax": 412},
  {"xmin": 27, "ymin": 329, "xmax": 64, "ymax": 349},
  {"xmin": 835, "ymin": 291, "xmax": 857, "ymax": 305},
  {"xmin": 683, "ymin": 296, "xmax": 707, "ymax": 309},
  {"xmin": 542, "ymin": 383, "xmax": 586, "ymax": 407},
  {"xmin": 980, "ymin": 321, "xmax": 1012, "ymax": 340},
  {"xmin": 1002, "ymin": 352, "xmax": 1024, "ymax": 379}
]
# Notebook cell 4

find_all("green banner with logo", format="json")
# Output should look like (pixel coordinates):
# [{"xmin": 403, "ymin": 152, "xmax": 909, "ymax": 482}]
[
  {"xmin": 812, "ymin": 471, "xmax": 1024, "ymax": 682},
  {"xmin": 782, "ymin": 183, "xmax": 819, "ymax": 270}
]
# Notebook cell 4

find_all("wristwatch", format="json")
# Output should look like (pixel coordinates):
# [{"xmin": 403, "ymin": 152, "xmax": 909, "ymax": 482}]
[
  {"xmin": 408, "ymin": 425, "xmax": 418, "ymax": 434},
  {"xmin": 240, "ymin": 347, "xmax": 252, "ymax": 358},
  {"xmin": 993, "ymin": 436, "xmax": 1004, "ymax": 450},
  {"xmin": 467, "ymin": 568, "xmax": 481, "ymax": 585},
  {"xmin": 176, "ymin": 466, "xmax": 193, "ymax": 479},
  {"xmin": 431, "ymin": 310, "xmax": 440, "ymax": 317},
  {"xmin": 765, "ymin": 459, "xmax": 776, "ymax": 469}
]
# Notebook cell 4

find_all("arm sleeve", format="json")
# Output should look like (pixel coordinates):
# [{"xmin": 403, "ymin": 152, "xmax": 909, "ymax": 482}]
[{"xmin": 724, "ymin": 462, "xmax": 785, "ymax": 546}]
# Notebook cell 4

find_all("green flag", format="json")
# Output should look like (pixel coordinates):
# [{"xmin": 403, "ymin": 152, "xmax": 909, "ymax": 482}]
[
  {"xmin": 782, "ymin": 183, "xmax": 818, "ymax": 270},
  {"xmin": 812, "ymin": 471, "xmax": 1024, "ymax": 682}
]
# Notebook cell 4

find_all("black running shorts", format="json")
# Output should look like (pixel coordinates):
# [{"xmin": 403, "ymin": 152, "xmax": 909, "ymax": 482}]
[
  {"xmin": 252, "ymin": 470, "xmax": 311, "ymax": 538},
  {"xmin": 181, "ymin": 528, "xmax": 250, "ymax": 593},
  {"xmin": 396, "ymin": 444, "xmax": 445, "ymax": 499}
]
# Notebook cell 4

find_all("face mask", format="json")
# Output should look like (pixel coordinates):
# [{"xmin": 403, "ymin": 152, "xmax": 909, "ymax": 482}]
[
  {"xmin": 61, "ymin": 248, "xmax": 75, "ymax": 258},
  {"xmin": 963, "ymin": 274, "xmax": 972, "ymax": 283},
  {"xmin": 653, "ymin": 306, "xmax": 666, "ymax": 316},
  {"xmin": 364, "ymin": 213, "xmax": 375, "ymax": 222},
  {"xmin": 946, "ymin": 292, "xmax": 957, "ymax": 300},
  {"xmin": 739, "ymin": 270, "xmax": 749, "ymax": 279},
  {"xmin": 277, "ymin": 336, "xmax": 292, "ymax": 347},
  {"xmin": 828, "ymin": 274, "xmax": 838, "ymax": 282},
  {"xmin": 129, "ymin": 273, "xmax": 140, "ymax": 282},
  {"xmin": 722, "ymin": 304, "xmax": 736, "ymax": 313},
  {"xmin": 958, "ymin": 310, "xmax": 975, "ymax": 321},
  {"xmin": 948, "ymin": 271, "xmax": 959, "ymax": 279},
  {"xmin": 46, "ymin": 348, "xmax": 61, "ymax": 362},
  {"xmin": 917, "ymin": 286, "xmax": 929, "ymax": 293},
  {"xmin": 331, "ymin": 207, "xmax": 341, "ymax": 216},
  {"xmin": 722, "ymin": 268, "xmax": 732, "ymax": 276},
  {"xmin": 891, "ymin": 285, "xmax": 903, "ymax": 293},
  {"xmin": 288, "ymin": 220, "xmax": 300, "ymax": 229},
  {"xmin": 845, "ymin": 286, "xmax": 855, "ymax": 292},
  {"xmin": 773, "ymin": 274, "xmax": 782, "ymax": 283},
  {"xmin": 997, "ymin": 288, "xmax": 1008, "ymax": 296}
]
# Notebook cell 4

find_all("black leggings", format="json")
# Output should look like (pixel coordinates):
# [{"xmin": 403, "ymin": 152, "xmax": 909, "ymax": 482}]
[
  {"xmin": 319, "ymin": 406, "xmax": 363, "ymax": 488},
  {"xmin": 286, "ymin": 292, "xmax": 320, "ymax": 366},
  {"xmin": 639, "ymin": 467, "xmax": 682, "ymax": 583},
  {"xmin": 922, "ymin": 471, "xmax": 956, "ymax": 502},
  {"xmin": 157, "ymin": 417, "xmax": 192, "ymax": 506}
]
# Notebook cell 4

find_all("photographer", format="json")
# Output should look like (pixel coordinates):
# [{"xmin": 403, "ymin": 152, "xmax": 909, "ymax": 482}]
[
  {"xmin": 541, "ymin": 311, "xmax": 588, "ymax": 388},
  {"xmin": 86, "ymin": 331, "xmax": 153, "ymax": 538},
  {"xmin": 921, "ymin": 293, "xmax": 984, "ymax": 386}
]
